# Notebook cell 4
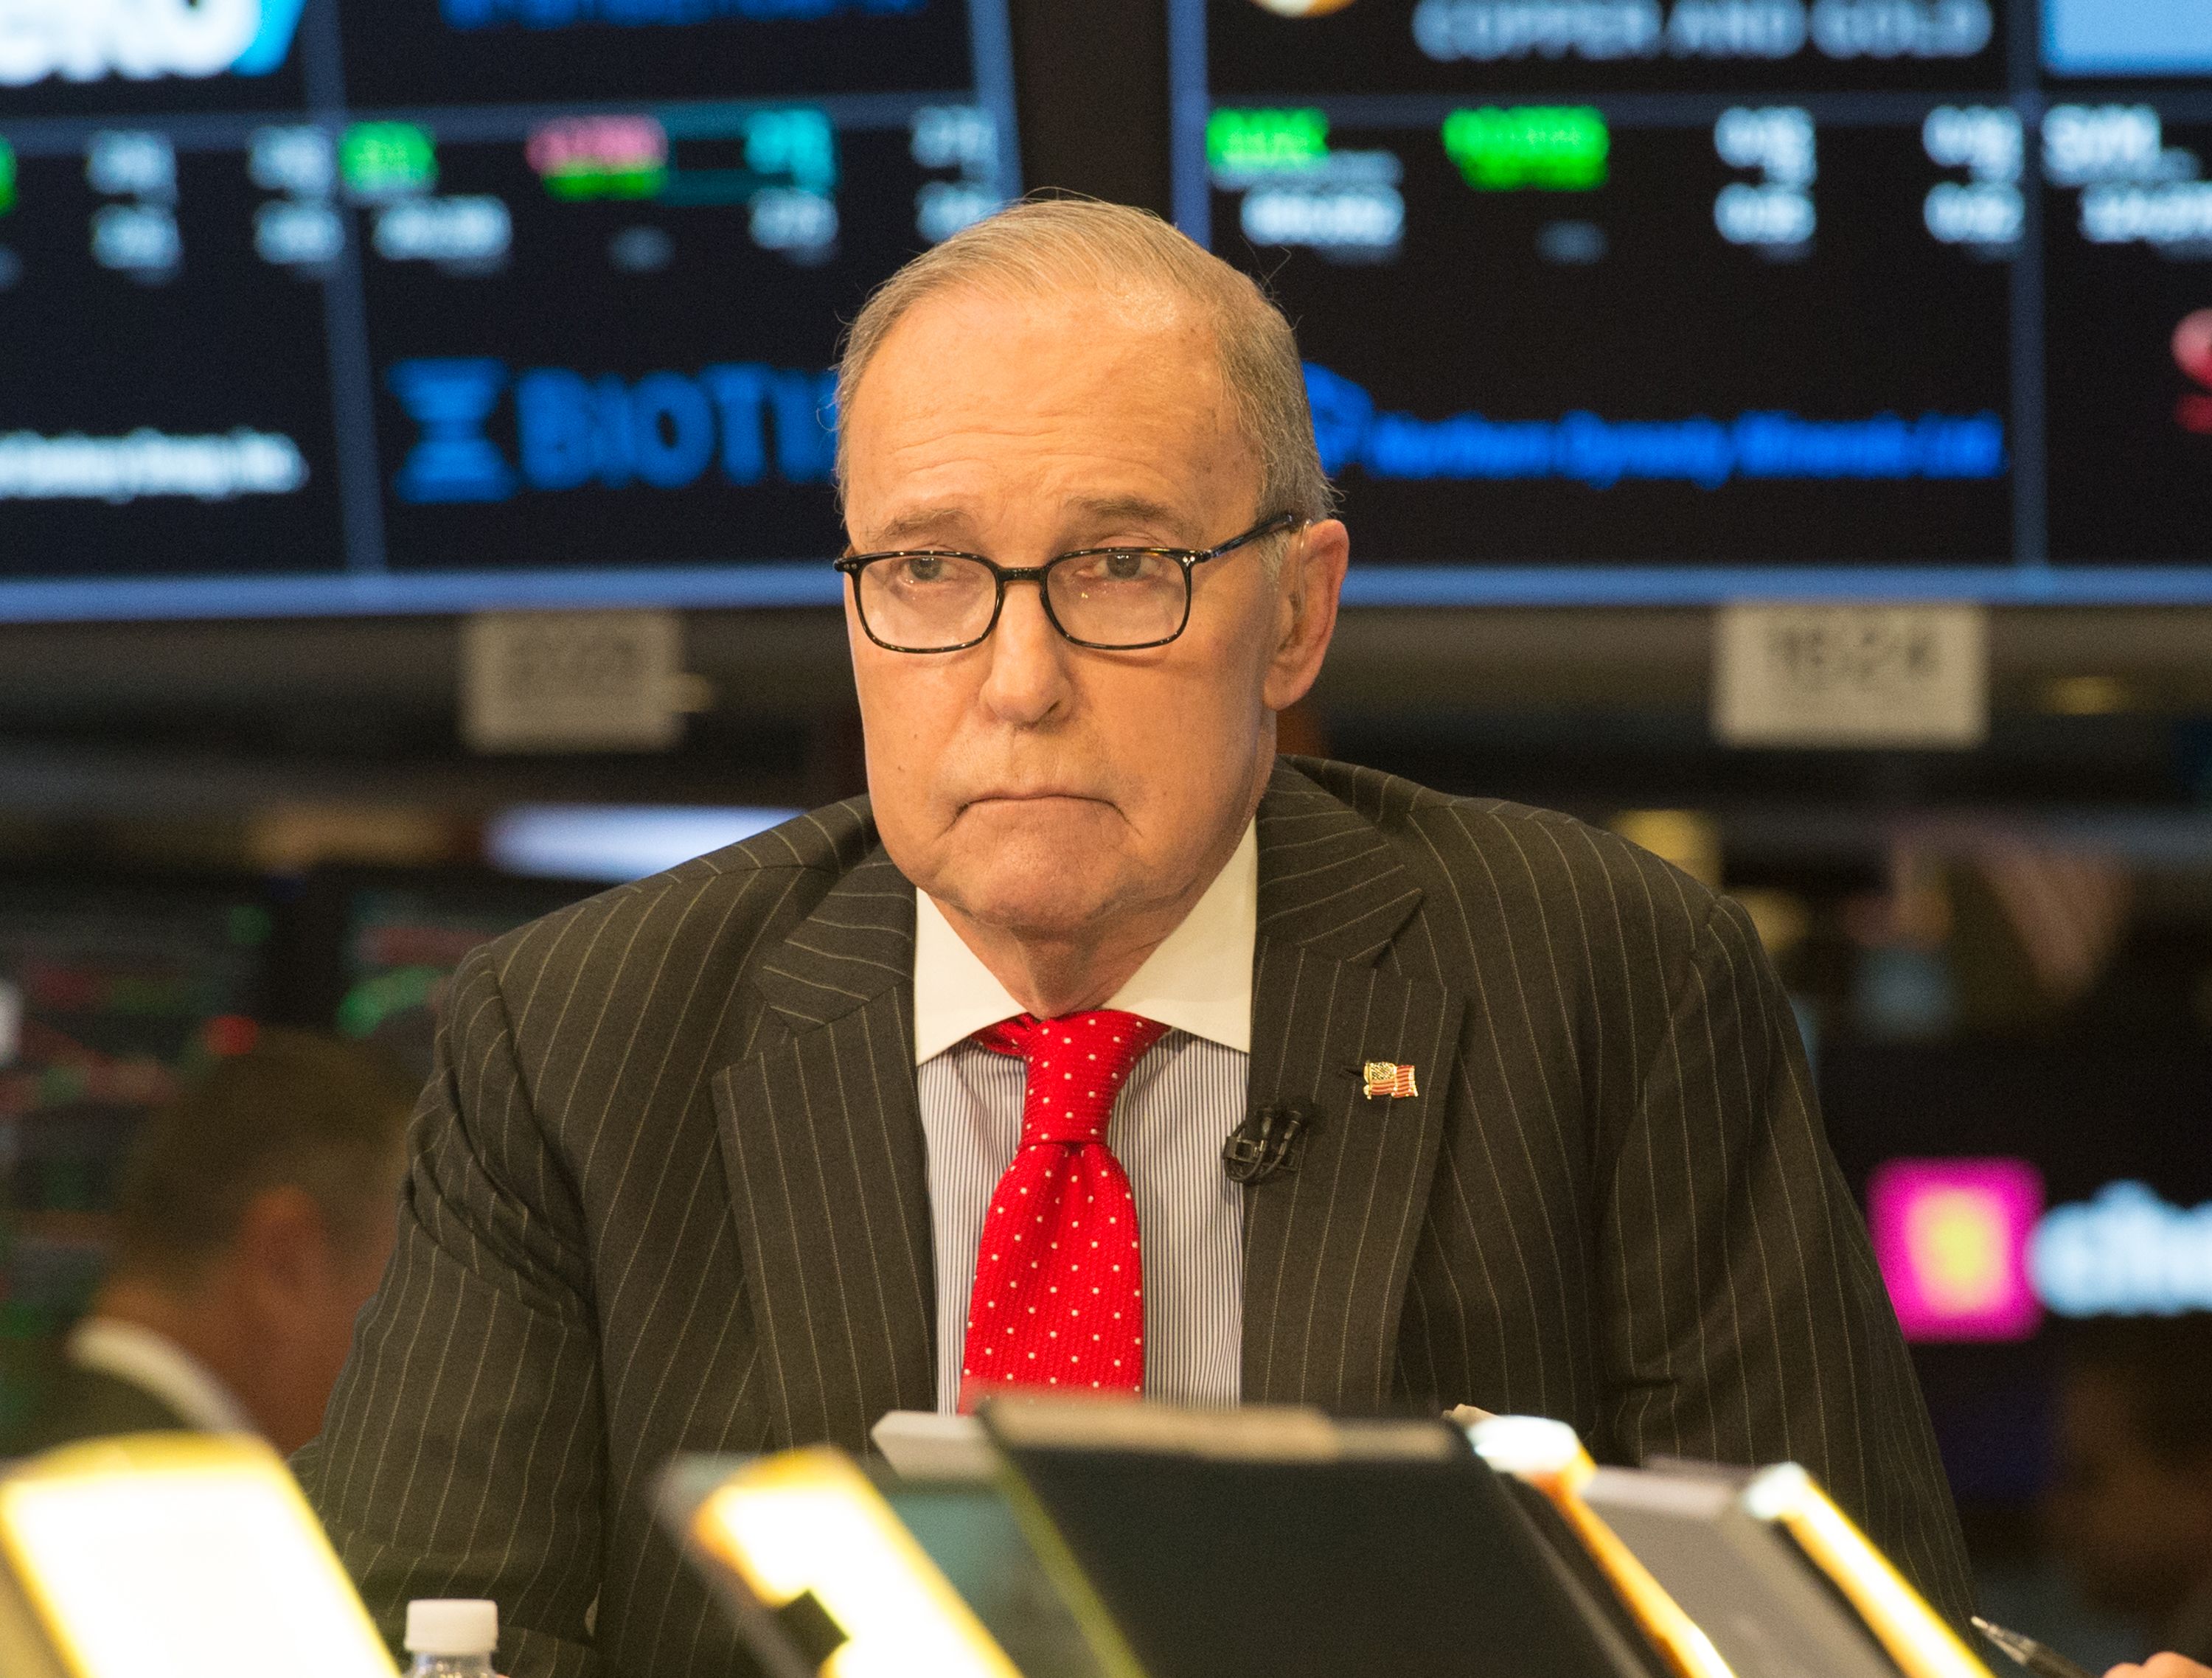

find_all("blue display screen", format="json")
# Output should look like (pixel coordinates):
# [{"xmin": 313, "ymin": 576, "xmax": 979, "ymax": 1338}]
[
  {"xmin": 0, "ymin": 0, "xmax": 1016, "ymax": 620},
  {"xmin": 1173, "ymin": 0, "xmax": 2212, "ymax": 605}
]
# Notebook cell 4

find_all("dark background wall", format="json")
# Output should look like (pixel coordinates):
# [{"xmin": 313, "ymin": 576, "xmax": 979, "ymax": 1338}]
[{"xmin": 1011, "ymin": 0, "xmax": 1172, "ymax": 214}]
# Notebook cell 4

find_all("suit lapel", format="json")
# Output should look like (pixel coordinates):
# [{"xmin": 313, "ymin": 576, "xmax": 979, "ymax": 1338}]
[
  {"xmin": 712, "ymin": 849, "xmax": 938, "ymax": 1450},
  {"xmin": 1241, "ymin": 765, "xmax": 1466, "ymax": 1412}
]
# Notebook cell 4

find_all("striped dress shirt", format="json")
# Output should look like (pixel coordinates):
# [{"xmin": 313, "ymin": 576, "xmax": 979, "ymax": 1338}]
[{"xmin": 912, "ymin": 823, "xmax": 1255, "ymax": 1410}]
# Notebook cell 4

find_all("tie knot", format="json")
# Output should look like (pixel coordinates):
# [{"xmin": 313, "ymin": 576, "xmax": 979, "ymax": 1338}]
[{"xmin": 972, "ymin": 1009, "xmax": 1168, "ymax": 1146}]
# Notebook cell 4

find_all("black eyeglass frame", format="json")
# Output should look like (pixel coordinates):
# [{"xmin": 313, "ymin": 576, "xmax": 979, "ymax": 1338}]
[{"xmin": 833, "ymin": 511, "xmax": 1304, "ymax": 654}]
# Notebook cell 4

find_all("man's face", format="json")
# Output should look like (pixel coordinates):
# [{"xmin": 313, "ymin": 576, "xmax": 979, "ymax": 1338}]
[{"xmin": 839, "ymin": 282, "xmax": 1339, "ymax": 941}]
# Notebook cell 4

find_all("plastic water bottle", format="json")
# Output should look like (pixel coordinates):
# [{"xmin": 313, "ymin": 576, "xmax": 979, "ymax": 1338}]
[{"xmin": 406, "ymin": 1599, "xmax": 498, "ymax": 1678}]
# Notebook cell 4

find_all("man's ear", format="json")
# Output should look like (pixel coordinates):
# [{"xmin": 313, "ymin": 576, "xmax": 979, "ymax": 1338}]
[{"xmin": 1263, "ymin": 518, "xmax": 1349, "ymax": 713}]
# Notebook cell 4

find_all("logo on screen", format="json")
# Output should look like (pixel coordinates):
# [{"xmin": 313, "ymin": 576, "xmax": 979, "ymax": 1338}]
[
  {"xmin": 1868, "ymin": 1158, "xmax": 2043, "ymax": 1342},
  {"xmin": 2030, "ymin": 1181, "xmax": 2212, "ymax": 1317},
  {"xmin": 387, "ymin": 361, "xmax": 515, "ymax": 506},
  {"xmin": 0, "ymin": 0, "xmax": 307, "ymax": 86},
  {"xmin": 2174, "ymin": 309, "xmax": 2212, "ymax": 435},
  {"xmin": 387, "ymin": 358, "xmax": 835, "ymax": 505},
  {"xmin": 1302, "ymin": 364, "xmax": 2007, "ymax": 489}
]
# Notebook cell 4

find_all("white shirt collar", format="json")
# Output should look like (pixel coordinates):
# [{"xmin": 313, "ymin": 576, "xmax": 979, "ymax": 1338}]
[
  {"xmin": 913, "ymin": 820, "xmax": 1256, "ymax": 1063},
  {"xmin": 66, "ymin": 1317, "xmax": 255, "ymax": 1434}
]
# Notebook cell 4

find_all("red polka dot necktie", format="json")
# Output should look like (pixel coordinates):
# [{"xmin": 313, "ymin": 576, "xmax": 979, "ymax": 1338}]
[{"xmin": 957, "ymin": 1009, "xmax": 1167, "ymax": 1410}]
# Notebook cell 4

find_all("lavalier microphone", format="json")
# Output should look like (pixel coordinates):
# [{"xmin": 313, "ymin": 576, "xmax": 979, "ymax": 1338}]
[{"xmin": 1220, "ymin": 1104, "xmax": 1311, "ymax": 1186}]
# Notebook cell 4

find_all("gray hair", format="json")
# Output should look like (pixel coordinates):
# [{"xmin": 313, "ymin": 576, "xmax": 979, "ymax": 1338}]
[{"xmin": 834, "ymin": 198, "xmax": 1335, "ymax": 535}]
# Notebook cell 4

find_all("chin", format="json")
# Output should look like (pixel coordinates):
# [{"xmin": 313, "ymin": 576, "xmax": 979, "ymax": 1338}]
[
  {"xmin": 931, "ymin": 833, "xmax": 1136, "ymax": 939},
  {"xmin": 945, "ymin": 863, "xmax": 1127, "ymax": 940},
  {"xmin": 947, "ymin": 844, "xmax": 1133, "ymax": 937}
]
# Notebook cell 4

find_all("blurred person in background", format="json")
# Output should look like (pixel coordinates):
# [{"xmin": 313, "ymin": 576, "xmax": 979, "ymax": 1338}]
[
  {"xmin": 2049, "ymin": 1317, "xmax": 2212, "ymax": 1665},
  {"xmin": 6, "ymin": 1029, "xmax": 413, "ymax": 1457}
]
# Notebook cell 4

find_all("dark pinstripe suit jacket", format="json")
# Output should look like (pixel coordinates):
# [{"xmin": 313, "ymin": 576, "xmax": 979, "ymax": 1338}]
[{"xmin": 299, "ymin": 758, "xmax": 1972, "ymax": 1677}]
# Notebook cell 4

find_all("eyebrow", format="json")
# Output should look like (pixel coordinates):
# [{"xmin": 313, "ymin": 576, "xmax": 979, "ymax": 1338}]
[
  {"xmin": 1065, "ymin": 495, "xmax": 1200, "ymax": 546},
  {"xmin": 863, "ymin": 506, "xmax": 974, "ymax": 549},
  {"xmin": 859, "ymin": 495, "xmax": 1203, "ymax": 554}
]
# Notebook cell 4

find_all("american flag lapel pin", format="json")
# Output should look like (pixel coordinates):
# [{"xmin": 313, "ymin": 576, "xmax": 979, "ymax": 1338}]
[{"xmin": 1362, "ymin": 1060, "xmax": 1418, "ymax": 1101}]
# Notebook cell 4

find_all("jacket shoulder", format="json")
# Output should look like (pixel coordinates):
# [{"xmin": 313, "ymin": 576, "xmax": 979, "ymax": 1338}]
[
  {"xmin": 5, "ymin": 1365, "xmax": 191, "ymax": 1455},
  {"xmin": 458, "ymin": 797, "xmax": 879, "ymax": 1025},
  {"xmin": 1273, "ymin": 756, "xmax": 1725, "ymax": 961}
]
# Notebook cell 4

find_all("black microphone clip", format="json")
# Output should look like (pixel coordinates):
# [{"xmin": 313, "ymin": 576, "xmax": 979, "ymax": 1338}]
[{"xmin": 1221, "ymin": 1104, "xmax": 1311, "ymax": 1186}]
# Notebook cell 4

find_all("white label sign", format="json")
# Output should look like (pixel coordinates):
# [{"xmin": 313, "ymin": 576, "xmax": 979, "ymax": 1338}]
[
  {"xmin": 462, "ymin": 610, "xmax": 686, "ymax": 753},
  {"xmin": 1713, "ymin": 602, "xmax": 1988, "ymax": 748}
]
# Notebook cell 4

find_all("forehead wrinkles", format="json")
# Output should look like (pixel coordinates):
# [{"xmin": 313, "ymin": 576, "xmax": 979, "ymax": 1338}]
[
  {"xmin": 845, "ymin": 287, "xmax": 1245, "ymax": 503},
  {"xmin": 852, "ymin": 281, "xmax": 1225, "ymax": 428}
]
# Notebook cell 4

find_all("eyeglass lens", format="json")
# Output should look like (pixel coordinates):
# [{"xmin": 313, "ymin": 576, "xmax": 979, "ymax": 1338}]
[{"xmin": 857, "ymin": 549, "xmax": 1189, "ymax": 650}]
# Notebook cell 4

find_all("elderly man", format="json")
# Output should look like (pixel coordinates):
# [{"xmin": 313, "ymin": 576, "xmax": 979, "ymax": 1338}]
[{"xmin": 302, "ymin": 201, "xmax": 1970, "ymax": 1675}]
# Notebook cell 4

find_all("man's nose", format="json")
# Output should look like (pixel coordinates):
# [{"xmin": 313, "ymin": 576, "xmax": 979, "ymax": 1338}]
[{"xmin": 977, "ymin": 577, "xmax": 1074, "ymax": 725}]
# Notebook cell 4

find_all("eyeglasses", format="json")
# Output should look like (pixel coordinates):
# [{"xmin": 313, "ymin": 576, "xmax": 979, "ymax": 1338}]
[{"xmin": 834, "ymin": 512, "xmax": 1302, "ymax": 654}]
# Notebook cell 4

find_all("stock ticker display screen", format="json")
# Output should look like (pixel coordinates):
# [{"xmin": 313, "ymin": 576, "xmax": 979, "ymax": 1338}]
[
  {"xmin": 0, "ymin": 0, "xmax": 1016, "ymax": 619},
  {"xmin": 1173, "ymin": 0, "xmax": 2212, "ymax": 602}
]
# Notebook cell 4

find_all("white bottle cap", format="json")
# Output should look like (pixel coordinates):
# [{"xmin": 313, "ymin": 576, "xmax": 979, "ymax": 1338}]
[{"xmin": 405, "ymin": 1599, "xmax": 498, "ymax": 1657}]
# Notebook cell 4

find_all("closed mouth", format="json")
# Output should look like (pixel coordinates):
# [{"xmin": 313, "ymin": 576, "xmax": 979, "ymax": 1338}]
[{"xmin": 961, "ymin": 791, "xmax": 1107, "ymax": 809}]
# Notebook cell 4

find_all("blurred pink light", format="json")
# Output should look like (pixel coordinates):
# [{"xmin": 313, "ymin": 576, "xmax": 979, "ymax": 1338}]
[{"xmin": 1868, "ymin": 1157, "xmax": 2045, "ymax": 1342}]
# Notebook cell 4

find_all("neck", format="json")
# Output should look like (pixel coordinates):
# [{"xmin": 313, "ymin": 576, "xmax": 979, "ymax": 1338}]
[{"xmin": 936, "ymin": 902, "xmax": 1183, "ymax": 1019}]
